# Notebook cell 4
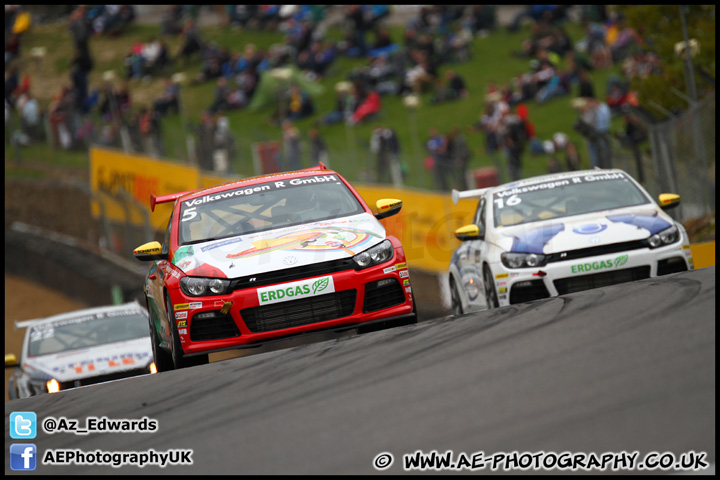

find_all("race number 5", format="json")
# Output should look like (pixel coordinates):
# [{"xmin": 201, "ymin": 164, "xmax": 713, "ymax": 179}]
[{"xmin": 182, "ymin": 207, "xmax": 197, "ymax": 222}]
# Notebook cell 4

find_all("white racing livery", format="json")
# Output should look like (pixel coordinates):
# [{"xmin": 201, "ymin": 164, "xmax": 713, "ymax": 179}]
[
  {"xmin": 6, "ymin": 302, "xmax": 155, "ymax": 399},
  {"xmin": 171, "ymin": 212, "xmax": 387, "ymax": 279},
  {"xmin": 448, "ymin": 169, "xmax": 694, "ymax": 314}
]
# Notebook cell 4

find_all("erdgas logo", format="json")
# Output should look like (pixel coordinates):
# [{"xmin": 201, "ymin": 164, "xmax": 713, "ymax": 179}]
[
  {"xmin": 614, "ymin": 254, "xmax": 628, "ymax": 268},
  {"xmin": 312, "ymin": 277, "xmax": 330, "ymax": 294},
  {"xmin": 257, "ymin": 276, "xmax": 335, "ymax": 305},
  {"xmin": 571, "ymin": 254, "xmax": 630, "ymax": 274}
]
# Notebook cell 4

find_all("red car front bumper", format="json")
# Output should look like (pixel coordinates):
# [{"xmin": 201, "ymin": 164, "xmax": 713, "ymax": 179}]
[{"xmin": 170, "ymin": 254, "xmax": 415, "ymax": 356}]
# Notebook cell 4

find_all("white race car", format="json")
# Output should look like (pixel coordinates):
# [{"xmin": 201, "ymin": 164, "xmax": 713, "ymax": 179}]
[
  {"xmin": 448, "ymin": 169, "xmax": 694, "ymax": 314},
  {"xmin": 5, "ymin": 302, "xmax": 156, "ymax": 399}
]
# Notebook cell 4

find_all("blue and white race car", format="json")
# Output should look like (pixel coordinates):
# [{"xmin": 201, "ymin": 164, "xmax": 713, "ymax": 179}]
[{"xmin": 448, "ymin": 169, "xmax": 694, "ymax": 313}]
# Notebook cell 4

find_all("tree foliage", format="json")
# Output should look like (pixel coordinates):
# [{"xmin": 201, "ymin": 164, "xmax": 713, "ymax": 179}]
[{"xmin": 615, "ymin": 5, "xmax": 715, "ymax": 117}]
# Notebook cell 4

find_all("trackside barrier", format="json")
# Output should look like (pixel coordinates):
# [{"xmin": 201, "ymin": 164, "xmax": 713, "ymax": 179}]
[
  {"xmin": 89, "ymin": 146, "xmax": 235, "ymax": 231},
  {"xmin": 353, "ymin": 185, "xmax": 476, "ymax": 272},
  {"xmin": 689, "ymin": 241, "xmax": 715, "ymax": 269}
]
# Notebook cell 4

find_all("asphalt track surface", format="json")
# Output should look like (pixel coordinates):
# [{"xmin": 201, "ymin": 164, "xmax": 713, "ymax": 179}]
[{"xmin": 5, "ymin": 267, "xmax": 715, "ymax": 475}]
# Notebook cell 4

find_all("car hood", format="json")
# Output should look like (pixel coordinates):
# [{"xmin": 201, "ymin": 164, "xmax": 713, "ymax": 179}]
[
  {"xmin": 23, "ymin": 337, "xmax": 153, "ymax": 383},
  {"xmin": 495, "ymin": 204, "xmax": 674, "ymax": 254},
  {"xmin": 172, "ymin": 213, "xmax": 387, "ymax": 279}
]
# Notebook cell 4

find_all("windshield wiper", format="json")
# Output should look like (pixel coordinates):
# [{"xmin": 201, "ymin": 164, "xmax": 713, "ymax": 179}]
[{"xmin": 182, "ymin": 235, "xmax": 238, "ymax": 246}]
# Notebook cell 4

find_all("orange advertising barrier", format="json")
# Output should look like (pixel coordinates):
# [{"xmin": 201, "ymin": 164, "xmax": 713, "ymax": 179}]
[
  {"xmin": 689, "ymin": 241, "xmax": 715, "ymax": 269},
  {"xmin": 355, "ymin": 186, "xmax": 477, "ymax": 273},
  {"xmin": 89, "ymin": 147, "xmax": 233, "ymax": 230}
]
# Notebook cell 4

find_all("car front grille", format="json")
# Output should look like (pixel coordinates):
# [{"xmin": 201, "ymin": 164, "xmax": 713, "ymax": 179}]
[
  {"xmin": 509, "ymin": 280, "xmax": 551, "ymax": 304},
  {"xmin": 554, "ymin": 266, "xmax": 651, "ymax": 295},
  {"xmin": 657, "ymin": 257, "xmax": 688, "ymax": 276},
  {"xmin": 59, "ymin": 367, "xmax": 150, "ymax": 390},
  {"xmin": 363, "ymin": 278, "xmax": 405, "ymax": 312},
  {"xmin": 544, "ymin": 240, "xmax": 648, "ymax": 263},
  {"xmin": 190, "ymin": 311, "xmax": 241, "ymax": 341},
  {"xmin": 241, "ymin": 290, "xmax": 357, "ymax": 333},
  {"xmin": 228, "ymin": 258, "xmax": 356, "ymax": 291}
]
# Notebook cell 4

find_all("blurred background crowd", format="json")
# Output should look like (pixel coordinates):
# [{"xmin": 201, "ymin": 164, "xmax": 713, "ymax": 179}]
[{"xmin": 4, "ymin": 5, "xmax": 715, "ymax": 197}]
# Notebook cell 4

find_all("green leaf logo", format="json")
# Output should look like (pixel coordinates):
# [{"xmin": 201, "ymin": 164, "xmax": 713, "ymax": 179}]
[
  {"xmin": 614, "ymin": 254, "xmax": 628, "ymax": 268},
  {"xmin": 312, "ymin": 277, "xmax": 329, "ymax": 294}
]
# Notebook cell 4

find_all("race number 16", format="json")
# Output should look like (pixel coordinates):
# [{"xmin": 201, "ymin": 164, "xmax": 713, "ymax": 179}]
[{"xmin": 494, "ymin": 195, "xmax": 521, "ymax": 209}]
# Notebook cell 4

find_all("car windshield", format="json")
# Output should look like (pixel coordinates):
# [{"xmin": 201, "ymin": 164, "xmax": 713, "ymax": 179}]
[
  {"xmin": 27, "ymin": 311, "xmax": 149, "ymax": 357},
  {"xmin": 178, "ymin": 174, "xmax": 365, "ymax": 245},
  {"xmin": 492, "ymin": 172, "xmax": 651, "ymax": 227}
]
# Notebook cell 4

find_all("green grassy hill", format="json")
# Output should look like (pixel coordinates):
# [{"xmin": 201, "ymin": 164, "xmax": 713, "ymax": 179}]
[{"xmin": 6, "ymin": 18, "xmax": 625, "ymax": 189}]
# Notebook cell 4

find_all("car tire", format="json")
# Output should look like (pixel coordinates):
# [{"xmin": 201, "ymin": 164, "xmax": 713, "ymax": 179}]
[
  {"xmin": 149, "ymin": 303, "xmax": 174, "ymax": 372},
  {"xmin": 403, "ymin": 297, "xmax": 419, "ymax": 326},
  {"xmin": 483, "ymin": 265, "xmax": 500, "ymax": 309},
  {"xmin": 450, "ymin": 276, "xmax": 464, "ymax": 316},
  {"xmin": 167, "ymin": 296, "xmax": 209, "ymax": 369}
]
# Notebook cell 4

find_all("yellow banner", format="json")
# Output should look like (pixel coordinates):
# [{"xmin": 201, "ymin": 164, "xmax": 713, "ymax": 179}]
[
  {"xmin": 690, "ymin": 241, "xmax": 715, "ymax": 269},
  {"xmin": 355, "ymin": 186, "xmax": 476, "ymax": 273},
  {"xmin": 89, "ymin": 147, "xmax": 236, "ymax": 230}
]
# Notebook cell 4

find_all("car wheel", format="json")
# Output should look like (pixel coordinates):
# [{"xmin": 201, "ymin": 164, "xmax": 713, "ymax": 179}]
[
  {"xmin": 167, "ymin": 296, "xmax": 209, "ymax": 369},
  {"xmin": 401, "ymin": 297, "xmax": 419, "ymax": 326},
  {"xmin": 483, "ymin": 266, "xmax": 500, "ymax": 309},
  {"xmin": 149, "ymin": 304, "xmax": 174, "ymax": 372},
  {"xmin": 449, "ymin": 277, "xmax": 464, "ymax": 315}
]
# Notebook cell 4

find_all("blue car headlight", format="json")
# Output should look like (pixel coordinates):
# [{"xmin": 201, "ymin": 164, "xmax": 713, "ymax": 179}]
[
  {"xmin": 353, "ymin": 240, "xmax": 394, "ymax": 269},
  {"xmin": 500, "ymin": 252, "xmax": 548, "ymax": 269},
  {"xmin": 180, "ymin": 277, "xmax": 231, "ymax": 296}
]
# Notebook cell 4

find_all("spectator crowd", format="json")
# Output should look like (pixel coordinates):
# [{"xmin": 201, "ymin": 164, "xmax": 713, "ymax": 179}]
[{"xmin": 6, "ymin": 5, "xmax": 659, "ymax": 190}]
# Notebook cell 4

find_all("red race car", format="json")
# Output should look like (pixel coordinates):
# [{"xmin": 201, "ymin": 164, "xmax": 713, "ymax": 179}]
[{"xmin": 133, "ymin": 165, "xmax": 416, "ymax": 370}]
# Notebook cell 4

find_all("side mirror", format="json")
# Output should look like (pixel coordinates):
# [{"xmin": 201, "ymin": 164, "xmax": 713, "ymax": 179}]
[
  {"xmin": 133, "ymin": 241, "xmax": 168, "ymax": 261},
  {"xmin": 375, "ymin": 198, "xmax": 402, "ymax": 220},
  {"xmin": 658, "ymin": 193, "xmax": 681, "ymax": 210},
  {"xmin": 454, "ymin": 224, "xmax": 482, "ymax": 241},
  {"xmin": 5, "ymin": 353, "xmax": 19, "ymax": 368}
]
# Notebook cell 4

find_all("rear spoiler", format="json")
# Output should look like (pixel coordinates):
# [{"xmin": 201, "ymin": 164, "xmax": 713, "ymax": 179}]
[
  {"xmin": 15, "ymin": 319, "xmax": 47, "ymax": 330},
  {"xmin": 451, "ymin": 187, "xmax": 490, "ymax": 205},
  {"xmin": 150, "ymin": 190, "xmax": 194, "ymax": 212}
]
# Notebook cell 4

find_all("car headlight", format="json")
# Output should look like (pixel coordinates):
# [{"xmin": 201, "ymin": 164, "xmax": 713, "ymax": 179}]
[
  {"xmin": 46, "ymin": 378, "xmax": 61, "ymax": 393},
  {"xmin": 353, "ymin": 240, "xmax": 394, "ymax": 269},
  {"xmin": 647, "ymin": 226, "xmax": 679, "ymax": 249},
  {"xmin": 500, "ymin": 252, "xmax": 548, "ymax": 269},
  {"xmin": 464, "ymin": 276, "xmax": 481, "ymax": 300},
  {"xmin": 180, "ymin": 277, "xmax": 231, "ymax": 296}
]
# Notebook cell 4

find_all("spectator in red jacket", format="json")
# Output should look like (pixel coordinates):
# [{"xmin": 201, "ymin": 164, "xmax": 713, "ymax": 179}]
[{"xmin": 350, "ymin": 88, "xmax": 381, "ymax": 125}]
